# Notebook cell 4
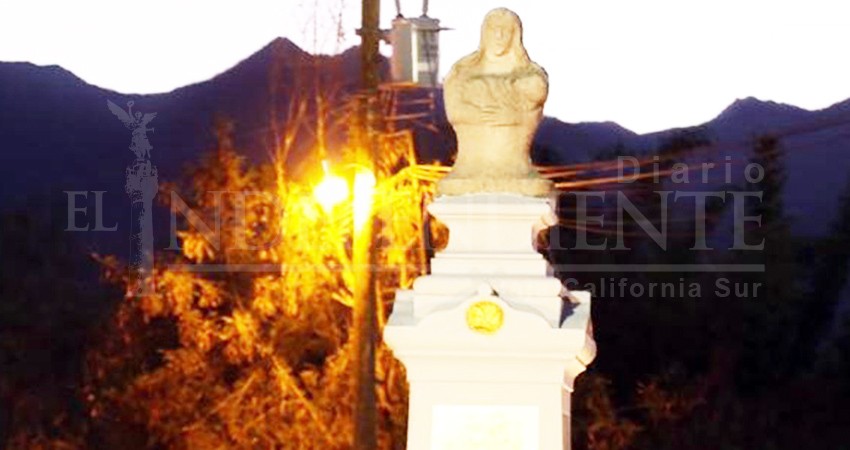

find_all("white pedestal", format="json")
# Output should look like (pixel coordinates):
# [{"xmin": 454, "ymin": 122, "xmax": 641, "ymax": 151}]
[{"xmin": 384, "ymin": 194, "xmax": 596, "ymax": 450}]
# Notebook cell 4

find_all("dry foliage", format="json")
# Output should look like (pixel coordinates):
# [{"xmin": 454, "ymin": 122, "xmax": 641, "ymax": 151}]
[{"xmin": 84, "ymin": 111, "xmax": 448, "ymax": 449}]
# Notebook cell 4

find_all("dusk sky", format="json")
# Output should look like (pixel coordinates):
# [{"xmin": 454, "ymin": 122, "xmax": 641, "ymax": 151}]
[{"xmin": 2, "ymin": 0, "xmax": 849, "ymax": 133}]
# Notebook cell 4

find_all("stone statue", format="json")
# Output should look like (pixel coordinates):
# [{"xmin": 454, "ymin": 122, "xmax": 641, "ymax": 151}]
[
  {"xmin": 108, "ymin": 99, "xmax": 159, "ymax": 296},
  {"xmin": 438, "ymin": 8, "xmax": 552, "ymax": 197},
  {"xmin": 108, "ymin": 100, "xmax": 157, "ymax": 161}
]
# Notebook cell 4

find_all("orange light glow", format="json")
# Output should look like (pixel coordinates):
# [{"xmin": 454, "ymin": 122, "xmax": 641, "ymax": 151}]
[
  {"xmin": 314, "ymin": 160, "xmax": 348, "ymax": 212},
  {"xmin": 353, "ymin": 169, "xmax": 376, "ymax": 233}
]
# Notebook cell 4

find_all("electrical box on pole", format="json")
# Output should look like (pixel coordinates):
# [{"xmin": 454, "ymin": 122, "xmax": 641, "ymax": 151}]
[{"xmin": 389, "ymin": 15, "xmax": 442, "ymax": 87}]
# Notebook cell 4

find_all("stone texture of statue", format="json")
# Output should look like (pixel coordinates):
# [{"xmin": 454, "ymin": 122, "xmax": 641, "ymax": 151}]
[{"xmin": 438, "ymin": 8, "xmax": 552, "ymax": 197}]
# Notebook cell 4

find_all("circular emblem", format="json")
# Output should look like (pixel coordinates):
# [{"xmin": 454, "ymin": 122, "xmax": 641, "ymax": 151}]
[{"xmin": 465, "ymin": 301, "xmax": 504, "ymax": 335}]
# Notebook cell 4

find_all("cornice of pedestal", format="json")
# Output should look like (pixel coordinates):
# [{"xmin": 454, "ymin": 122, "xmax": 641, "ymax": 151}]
[
  {"xmin": 427, "ymin": 194, "xmax": 557, "ymax": 257},
  {"xmin": 403, "ymin": 275, "xmax": 563, "ymax": 325},
  {"xmin": 428, "ymin": 193, "xmax": 554, "ymax": 216},
  {"xmin": 385, "ymin": 285, "xmax": 596, "ymax": 384}
]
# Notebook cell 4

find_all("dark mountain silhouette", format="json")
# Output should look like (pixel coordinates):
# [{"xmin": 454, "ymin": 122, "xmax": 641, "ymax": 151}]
[
  {"xmin": 534, "ymin": 95, "xmax": 850, "ymax": 237},
  {"xmin": 2, "ymin": 38, "xmax": 850, "ymax": 256},
  {"xmin": 0, "ymin": 38, "xmax": 369, "ymax": 254},
  {"xmin": 533, "ymin": 117, "xmax": 641, "ymax": 164},
  {"xmin": 641, "ymin": 97, "xmax": 850, "ymax": 237},
  {"xmin": 709, "ymin": 96, "xmax": 811, "ymax": 140}
]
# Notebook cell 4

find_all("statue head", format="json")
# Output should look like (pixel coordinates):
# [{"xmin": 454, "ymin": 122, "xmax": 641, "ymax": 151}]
[{"xmin": 478, "ymin": 8, "xmax": 529, "ymax": 67}]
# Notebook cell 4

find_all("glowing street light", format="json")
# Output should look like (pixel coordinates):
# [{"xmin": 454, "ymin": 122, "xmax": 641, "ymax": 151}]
[
  {"xmin": 314, "ymin": 160, "xmax": 376, "ymax": 234},
  {"xmin": 314, "ymin": 160, "xmax": 348, "ymax": 212}
]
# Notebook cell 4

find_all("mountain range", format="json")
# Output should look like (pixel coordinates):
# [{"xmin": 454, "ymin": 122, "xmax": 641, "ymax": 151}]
[{"xmin": 1, "ymin": 37, "xmax": 849, "ymax": 255}]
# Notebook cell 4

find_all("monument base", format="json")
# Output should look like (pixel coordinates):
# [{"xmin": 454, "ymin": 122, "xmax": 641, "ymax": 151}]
[{"xmin": 384, "ymin": 194, "xmax": 595, "ymax": 450}]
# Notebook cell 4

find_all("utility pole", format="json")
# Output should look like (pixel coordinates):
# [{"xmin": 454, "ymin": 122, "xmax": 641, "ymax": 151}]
[
  {"xmin": 361, "ymin": 0, "xmax": 381, "ymax": 94},
  {"xmin": 354, "ymin": 0, "xmax": 380, "ymax": 448}
]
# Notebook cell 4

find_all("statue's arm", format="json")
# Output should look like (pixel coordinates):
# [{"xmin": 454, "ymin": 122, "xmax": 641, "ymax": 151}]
[
  {"xmin": 515, "ymin": 69, "xmax": 548, "ymax": 112},
  {"xmin": 445, "ymin": 60, "xmax": 540, "ymax": 126},
  {"xmin": 444, "ymin": 68, "xmax": 480, "ymax": 125}
]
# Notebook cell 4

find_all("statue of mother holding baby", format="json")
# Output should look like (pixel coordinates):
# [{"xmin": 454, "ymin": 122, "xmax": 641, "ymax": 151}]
[{"xmin": 437, "ymin": 7, "xmax": 552, "ymax": 197}]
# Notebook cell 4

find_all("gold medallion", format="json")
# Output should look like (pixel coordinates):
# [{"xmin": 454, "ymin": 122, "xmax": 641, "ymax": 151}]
[{"xmin": 466, "ymin": 301, "xmax": 504, "ymax": 335}]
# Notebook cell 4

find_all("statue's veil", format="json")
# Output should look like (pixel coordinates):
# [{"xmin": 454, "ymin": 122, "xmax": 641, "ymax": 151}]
[
  {"xmin": 451, "ymin": 7, "xmax": 543, "ymax": 75},
  {"xmin": 477, "ymin": 8, "xmax": 529, "ymax": 67}
]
